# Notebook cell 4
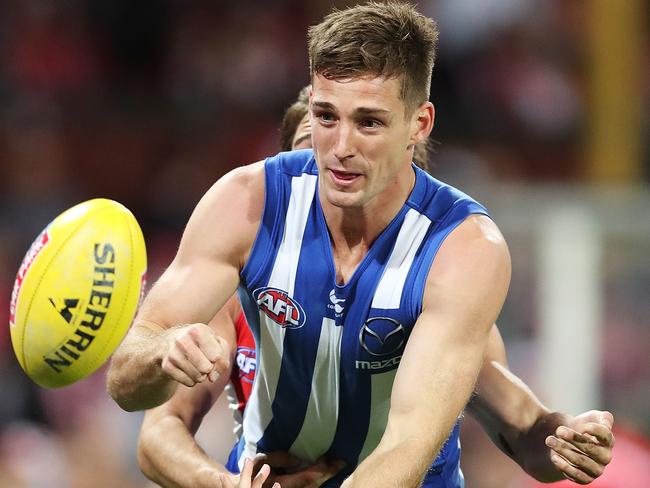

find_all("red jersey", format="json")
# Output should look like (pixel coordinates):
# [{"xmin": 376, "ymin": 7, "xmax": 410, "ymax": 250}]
[{"xmin": 228, "ymin": 309, "xmax": 256, "ymax": 415}]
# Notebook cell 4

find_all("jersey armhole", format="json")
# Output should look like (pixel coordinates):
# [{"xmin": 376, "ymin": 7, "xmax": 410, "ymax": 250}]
[
  {"xmin": 241, "ymin": 157, "xmax": 285, "ymax": 287},
  {"xmin": 406, "ymin": 204, "xmax": 491, "ymax": 319}
]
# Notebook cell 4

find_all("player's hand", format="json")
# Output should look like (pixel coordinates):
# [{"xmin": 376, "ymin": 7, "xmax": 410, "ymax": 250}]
[
  {"xmin": 220, "ymin": 458, "xmax": 280, "ymax": 488},
  {"xmin": 161, "ymin": 323, "xmax": 230, "ymax": 387},
  {"xmin": 252, "ymin": 452, "xmax": 345, "ymax": 488},
  {"xmin": 545, "ymin": 410, "xmax": 614, "ymax": 484},
  {"xmin": 275, "ymin": 457, "xmax": 345, "ymax": 488}
]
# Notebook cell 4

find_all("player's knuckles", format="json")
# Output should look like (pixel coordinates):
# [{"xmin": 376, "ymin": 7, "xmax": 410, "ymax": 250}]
[
  {"xmin": 201, "ymin": 336, "xmax": 228, "ymax": 364},
  {"xmin": 586, "ymin": 423, "xmax": 614, "ymax": 445},
  {"xmin": 601, "ymin": 410, "xmax": 615, "ymax": 429},
  {"xmin": 192, "ymin": 355, "xmax": 215, "ymax": 375},
  {"xmin": 172, "ymin": 339, "xmax": 214, "ymax": 373},
  {"xmin": 188, "ymin": 324, "xmax": 218, "ymax": 346},
  {"xmin": 602, "ymin": 449, "xmax": 613, "ymax": 465},
  {"xmin": 213, "ymin": 356, "xmax": 230, "ymax": 374},
  {"xmin": 173, "ymin": 330, "xmax": 203, "ymax": 355}
]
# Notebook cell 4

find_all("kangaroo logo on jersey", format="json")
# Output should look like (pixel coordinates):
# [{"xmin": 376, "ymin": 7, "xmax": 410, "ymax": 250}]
[
  {"xmin": 236, "ymin": 346, "xmax": 256, "ymax": 384},
  {"xmin": 255, "ymin": 287, "xmax": 306, "ymax": 329},
  {"xmin": 328, "ymin": 288, "xmax": 345, "ymax": 316},
  {"xmin": 359, "ymin": 317, "xmax": 406, "ymax": 356}
]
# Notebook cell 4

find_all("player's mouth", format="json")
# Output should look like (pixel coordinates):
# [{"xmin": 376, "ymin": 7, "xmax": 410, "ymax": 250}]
[{"xmin": 329, "ymin": 169, "xmax": 362, "ymax": 186}]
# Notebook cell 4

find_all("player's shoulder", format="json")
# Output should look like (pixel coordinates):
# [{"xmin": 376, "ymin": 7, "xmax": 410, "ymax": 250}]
[
  {"xmin": 447, "ymin": 215, "xmax": 508, "ymax": 265},
  {"xmin": 199, "ymin": 161, "xmax": 266, "ymax": 217},
  {"xmin": 218, "ymin": 160, "xmax": 266, "ymax": 192},
  {"xmin": 425, "ymin": 214, "xmax": 510, "ymax": 295},
  {"xmin": 178, "ymin": 161, "xmax": 266, "ymax": 263},
  {"xmin": 209, "ymin": 149, "xmax": 315, "ymax": 199}
]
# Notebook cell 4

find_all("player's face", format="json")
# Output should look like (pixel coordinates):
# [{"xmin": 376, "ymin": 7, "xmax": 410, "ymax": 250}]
[
  {"xmin": 310, "ymin": 74, "xmax": 427, "ymax": 210},
  {"xmin": 292, "ymin": 114, "xmax": 312, "ymax": 150}
]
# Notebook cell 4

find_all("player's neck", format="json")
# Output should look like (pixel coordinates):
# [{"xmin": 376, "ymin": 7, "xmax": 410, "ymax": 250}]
[
  {"xmin": 322, "ymin": 166, "xmax": 414, "ymax": 244},
  {"xmin": 322, "ymin": 167, "xmax": 415, "ymax": 284}
]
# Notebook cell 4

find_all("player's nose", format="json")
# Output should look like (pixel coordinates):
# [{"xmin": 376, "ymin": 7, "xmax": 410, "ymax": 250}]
[{"xmin": 333, "ymin": 123, "xmax": 355, "ymax": 162}]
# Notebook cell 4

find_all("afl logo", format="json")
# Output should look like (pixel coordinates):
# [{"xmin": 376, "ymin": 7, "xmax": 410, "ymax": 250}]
[
  {"xmin": 236, "ymin": 347, "xmax": 256, "ymax": 384},
  {"xmin": 359, "ymin": 317, "xmax": 406, "ymax": 356},
  {"xmin": 255, "ymin": 287, "xmax": 306, "ymax": 329}
]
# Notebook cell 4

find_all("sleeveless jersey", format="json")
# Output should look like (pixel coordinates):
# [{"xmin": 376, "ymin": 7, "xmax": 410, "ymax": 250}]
[{"xmin": 227, "ymin": 149, "xmax": 489, "ymax": 487}]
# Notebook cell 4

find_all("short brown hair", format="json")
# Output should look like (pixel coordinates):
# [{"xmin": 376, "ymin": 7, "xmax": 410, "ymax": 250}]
[
  {"xmin": 280, "ymin": 86, "xmax": 310, "ymax": 151},
  {"xmin": 308, "ymin": 1, "xmax": 438, "ymax": 115}
]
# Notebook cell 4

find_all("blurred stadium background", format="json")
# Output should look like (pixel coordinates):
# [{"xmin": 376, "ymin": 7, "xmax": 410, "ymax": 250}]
[{"xmin": 0, "ymin": 0, "xmax": 648, "ymax": 486}]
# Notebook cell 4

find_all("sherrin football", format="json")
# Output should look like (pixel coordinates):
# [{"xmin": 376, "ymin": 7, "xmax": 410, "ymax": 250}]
[{"xmin": 9, "ymin": 199, "xmax": 147, "ymax": 388}]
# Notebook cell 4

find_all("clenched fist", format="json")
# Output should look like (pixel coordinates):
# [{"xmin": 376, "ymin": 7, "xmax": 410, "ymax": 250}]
[
  {"xmin": 161, "ymin": 323, "xmax": 231, "ymax": 387},
  {"xmin": 545, "ymin": 410, "xmax": 615, "ymax": 484}
]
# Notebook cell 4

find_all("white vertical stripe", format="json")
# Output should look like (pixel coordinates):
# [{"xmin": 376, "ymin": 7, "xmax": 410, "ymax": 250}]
[
  {"xmin": 372, "ymin": 209, "xmax": 431, "ymax": 309},
  {"xmin": 240, "ymin": 173, "xmax": 318, "ymax": 468},
  {"xmin": 268, "ymin": 174, "xmax": 318, "ymax": 295},
  {"xmin": 289, "ymin": 317, "xmax": 342, "ymax": 460},
  {"xmin": 358, "ymin": 370, "xmax": 396, "ymax": 462}
]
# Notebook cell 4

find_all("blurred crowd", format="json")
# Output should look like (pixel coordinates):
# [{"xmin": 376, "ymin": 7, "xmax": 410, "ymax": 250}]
[{"xmin": 0, "ymin": 1, "xmax": 648, "ymax": 486}]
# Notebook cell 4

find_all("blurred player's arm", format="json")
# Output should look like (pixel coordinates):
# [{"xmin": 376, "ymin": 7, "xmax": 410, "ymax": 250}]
[
  {"xmin": 138, "ymin": 296, "xmax": 239, "ymax": 488},
  {"xmin": 342, "ymin": 215, "xmax": 511, "ymax": 488},
  {"xmin": 107, "ymin": 162, "xmax": 265, "ymax": 411},
  {"xmin": 467, "ymin": 325, "xmax": 614, "ymax": 484}
]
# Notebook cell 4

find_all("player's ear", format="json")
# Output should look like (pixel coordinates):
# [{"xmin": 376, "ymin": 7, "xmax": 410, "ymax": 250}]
[{"xmin": 409, "ymin": 102, "xmax": 434, "ymax": 147}]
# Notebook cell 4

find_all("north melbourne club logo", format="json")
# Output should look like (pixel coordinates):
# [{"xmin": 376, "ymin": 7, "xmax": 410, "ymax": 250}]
[
  {"xmin": 328, "ymin": 288, "xmax": 345, "ymax": 315},
  {"xmin": 255, "ymin": 287, "xmax": 306, "ymax": 329}
]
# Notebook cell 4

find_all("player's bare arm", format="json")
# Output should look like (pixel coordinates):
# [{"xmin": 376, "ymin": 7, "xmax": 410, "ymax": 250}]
[
  {"xmin": 107, "ymin": 162, "xmax": 265, "ymax": 411},
  {"xmin": 342, "ymin": 215, "xmax": 511, "ymax": 487},
  {"xmin": 138, "ymin": 293, "xmax": 345, "ymax": 488},
  {"xmin": 137, "ymin": 295, "xmax": 240, "ymax": 488},
  {"xmin": 468, "ymin": 324, "xmax": 614, "ymax": 484}
]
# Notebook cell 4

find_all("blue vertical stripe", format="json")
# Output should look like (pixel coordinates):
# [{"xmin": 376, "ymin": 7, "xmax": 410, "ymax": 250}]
[{"xmin": 257, "ymin": 197, "xmax": 332, "ymax": 451}]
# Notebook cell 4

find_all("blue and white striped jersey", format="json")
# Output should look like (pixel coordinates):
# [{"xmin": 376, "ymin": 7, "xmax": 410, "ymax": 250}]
[{"xmin": 227, "ymin": 149, "xmax": 489, "ymax": 487}]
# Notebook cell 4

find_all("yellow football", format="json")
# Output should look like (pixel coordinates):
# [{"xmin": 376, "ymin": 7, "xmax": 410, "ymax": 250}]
[{"xmin": 9, "ymin": 198, "xmax": 147, "ymax": 388}]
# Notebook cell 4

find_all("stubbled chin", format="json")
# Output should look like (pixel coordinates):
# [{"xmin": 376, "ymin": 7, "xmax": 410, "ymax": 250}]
[{"xmin": 322, "ymin": 187, "xmax": 364, "ymax": 209}]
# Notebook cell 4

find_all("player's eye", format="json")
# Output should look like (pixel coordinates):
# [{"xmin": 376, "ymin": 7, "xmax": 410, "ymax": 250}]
[
  {"xmin": 315, "ymin": 111, "xmax": 335, "ymax": 124},
  {"xmin": 360, "ymin": 118, "xmax": 382, "ymax": 129},
  {"xmin": 317, "ymin": 112, "xmax": 334, "ymax": 122}
]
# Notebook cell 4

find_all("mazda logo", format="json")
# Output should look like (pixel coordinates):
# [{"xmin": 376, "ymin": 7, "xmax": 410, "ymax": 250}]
[{"xmin": 359, "ymin": 317, "xmax": 406, "ymax": 356}]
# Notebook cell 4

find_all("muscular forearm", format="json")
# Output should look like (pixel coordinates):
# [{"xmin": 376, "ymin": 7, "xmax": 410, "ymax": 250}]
[
  {"xmin": 107, "ymin": 323, "xmax": 178, "ymax": 411},
  {"xmin": 139, "ymin": 414, "xmax": 230, "ymax": 488},
  {"xmin": 342, "ymin": 437, "xmax": 433, "ymax": 488},
  {"xmin": 469, "ymin": 366, "xmax": 568, "ymax": 482}
]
